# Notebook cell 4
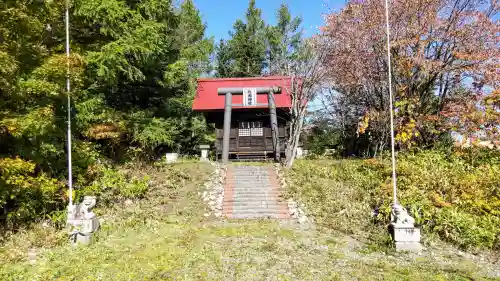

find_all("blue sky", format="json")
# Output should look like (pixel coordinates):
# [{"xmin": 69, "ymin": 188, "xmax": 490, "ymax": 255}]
[{"xmin": 193, "ymin": 0, "xmax": 347, "ymax": 41}]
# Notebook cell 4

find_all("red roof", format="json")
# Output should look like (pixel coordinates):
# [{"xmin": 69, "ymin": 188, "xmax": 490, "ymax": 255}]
[{"xmin": 192, "ymin": 76, "xmax": 293, "ymax": 111}]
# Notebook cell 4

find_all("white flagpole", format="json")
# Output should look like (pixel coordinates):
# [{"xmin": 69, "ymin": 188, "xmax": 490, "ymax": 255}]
[
  {"xmin": 65, "ymin": 0, "xmax": 73, "ymax": 207},
  {"xmin": 384, "ymin": 0, "xmax": 398, "ymax": 206}
]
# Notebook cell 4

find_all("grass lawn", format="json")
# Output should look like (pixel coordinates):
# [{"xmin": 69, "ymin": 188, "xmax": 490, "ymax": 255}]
[{"xmin": 0, "ymin": 160, "xmax": 497, "ymax": 280}]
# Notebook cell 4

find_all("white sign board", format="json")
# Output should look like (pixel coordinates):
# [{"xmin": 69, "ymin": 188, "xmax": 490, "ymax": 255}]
[{"xmin": 243, "ymin": 88, "xmax": 257, "ymax": 106}]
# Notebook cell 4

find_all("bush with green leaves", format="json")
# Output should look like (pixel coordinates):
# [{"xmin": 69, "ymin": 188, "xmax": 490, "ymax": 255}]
[
  {"xmin": 78, "ymin": 165, "xmax": 149, "ymax": 205},
  {"xmin": 285, "ymin": 148, "xmax": 500, "ymax": 250},
  {"xmin": 0, "ymin": 158, "xmax": 65, "ymax": 231}
]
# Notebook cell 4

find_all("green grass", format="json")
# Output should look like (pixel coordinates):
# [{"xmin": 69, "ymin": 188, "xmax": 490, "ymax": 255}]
[{"xmin": 0, "ymin": 160, "xmax": 497, "ymax": 280}]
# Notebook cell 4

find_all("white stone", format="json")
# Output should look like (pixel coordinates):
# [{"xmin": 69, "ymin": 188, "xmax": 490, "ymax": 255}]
[
  {"xmin": 124, "ymin": 199, "xmax": 133, "ymax": 205},
  {"xmin": 28, "ymin": 248, "xmax": 37, "ymax": 265},
  {"xmin": 200, "ymin": 149, "xmax": 209, "ymax": 161},
  {"xmin": 165, "ymin": 153, "xmax": 178, "ymax": 163},
  {"xmin": 296, "ymin": 147, "xmax": 304, "ymax": 159},
  {"xmin": 298, "ymin": 216, "xmax": 308, "ymax": 224}
]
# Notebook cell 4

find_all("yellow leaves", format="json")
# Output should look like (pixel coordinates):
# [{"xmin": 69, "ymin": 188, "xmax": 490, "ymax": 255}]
[
  {"xmin": 6, "ymin": 125, "xmax": 17, "ymax": 132},
  {"xmin": 0, "ymin": 157, "xmax": 36, "ymax": 177},
  {"xmin": 395, "ymin": 118, "xmax": 420, "ymax": 148},
  {"xmin": 0, "ymin": 106, "xmax": 56, "ymax": 138},
  {"xmin": 356, "ymin": 110, "xmax": 386, "ymax": 136},
  {"xmin": 363, "ymin": 158, "xmax": 379, "ymax": 165},
  {"xmin": 356, "ymin": 113, "xmax": 370, "ymax": 135},
  {"xmin": 430, "ymin": 192, "xmax": 452, "ymax": 208},
  {"xmin": 85, "ymin": 123, "xmax": 122, "ymax": 140}
]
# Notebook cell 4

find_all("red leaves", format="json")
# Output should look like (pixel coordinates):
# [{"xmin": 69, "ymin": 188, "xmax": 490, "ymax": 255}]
[{"xmin": 320, "ymin": 0, "xmax": 499, "ymax": 147}]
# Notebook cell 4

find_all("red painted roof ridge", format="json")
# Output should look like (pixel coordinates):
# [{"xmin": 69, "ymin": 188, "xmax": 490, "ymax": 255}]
[{"xmin": 197, "ymin": 76, "xmax": 291, "ymax": 82}]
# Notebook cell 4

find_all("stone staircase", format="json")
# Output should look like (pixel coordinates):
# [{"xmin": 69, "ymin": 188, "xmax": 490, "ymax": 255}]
[{"xmin": 222, "ymin": 165, "xmax": 290, "ymax": 219}]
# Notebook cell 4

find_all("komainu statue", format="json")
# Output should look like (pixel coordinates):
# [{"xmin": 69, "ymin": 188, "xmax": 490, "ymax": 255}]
[
  {"xmin": 390, "ymin": 203, "xmax": 415, "ymax": 227},
  {"xmin": 67, "ymin": 196, "xmax": 100, "ymax": 244}
]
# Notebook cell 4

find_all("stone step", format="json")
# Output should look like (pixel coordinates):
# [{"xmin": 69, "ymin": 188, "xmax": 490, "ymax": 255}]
[
  {"xmin": 223, "ymin": 195, "xmax": 281, "ymax": 199},
  {"xmin": 227, "ymin": 184, "xmax": 275, "ymax": 187},
  {"xmin": 231, "ymin": 173, "xmax": 271, "ymax": 175},
  {"xmin": 223, "ymin": 195, "xmax": 279, "ymax": 199},
  {"xmin": 227, "ymin": 183, "xmax": 274, "ymax": 186},
  {"xmin": 232, "ymin": 166, "xmax": 268, "ymax": 168},
  {"xmin": 231, "ymin": 174, "xmax": 270, "ymax": 176},
  {"xmin": 226, "ymin": 183, "xmax": 273, "ymax": 186},
  {"xmin": 222, "ymin": 165, "xmax": 287, "ymax": 220},
  {"xmin": 225, "ymin": 191, "xmax": 281, "ymax": 195},
  {"xmin": 232, "ymin": 187, "xmax": 277, "ymax": 193},
  {"xmin": 223, "ymin": 213, "xmax": 290, "ymax": 219},
  {"xmin": 226, "ymin": 180, "xmax": 272, "ymax": 183},
  {"xmin": 226, "ymin": 206, "xmax": 288, "ymax": 212},
  {"xmin": 222, "ymin": 198, "xmax": 285, "ymax": 205},
  {"xmin": 227, "ymin": 182, "xmax": 272, "ymax": 184},
  {"xmin": 230, "ymin": 206, "xmax": 288, "ymax": 213},
  {"xmin": 230, "ymin": 180, "xmax": 271, "ymax": 182},
  {"xmin": 230, "ymin": 187, "xmax": 278, "ymax": 190},
  {"xmin": 228, "ymin": 183, "xmax": 272, "ymax": 185},
  {"xmin": 222, "ymin": 200, "xmax": 288, "ymax": 207}
]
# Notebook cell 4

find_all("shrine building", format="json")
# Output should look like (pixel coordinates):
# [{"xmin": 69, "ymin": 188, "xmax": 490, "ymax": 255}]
[{"xmin": 192, "ymin": 76, "xmax": 293, "ymax": 163}]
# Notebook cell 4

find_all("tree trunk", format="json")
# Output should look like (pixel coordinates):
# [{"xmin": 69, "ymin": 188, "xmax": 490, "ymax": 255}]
[{"xmin": 285, "ymin": 113, "xmax": 304, "ymax": 168}]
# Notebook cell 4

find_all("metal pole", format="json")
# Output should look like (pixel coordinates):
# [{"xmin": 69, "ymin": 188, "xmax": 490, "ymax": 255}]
[
  {"xmin": 222, "ymin": 93, "xmax": 232, "ymax": 164},
  {"xmin": 65, "ymin": 0, "xmax": 73, "ymax": 206},
  {"xmin": 384, "ymin": 0, "xmax": 397, "ymax": 205}
]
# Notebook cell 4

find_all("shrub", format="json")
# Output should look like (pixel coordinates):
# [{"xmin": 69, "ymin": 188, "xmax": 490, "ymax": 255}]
[
  {"xmin": 0, "ymin": 157, "xmax": 64, "ymax": 231},
  {"xmin": 78, "ymin": 165, "xmax": 149, "ymax": 205},
  {"xmin": 433, "ymin": 208, "xmax": 500, "ymax": 250},
  {"xmin": 285, "ymin": 148, "xmax": 500, "ymax": 250}
]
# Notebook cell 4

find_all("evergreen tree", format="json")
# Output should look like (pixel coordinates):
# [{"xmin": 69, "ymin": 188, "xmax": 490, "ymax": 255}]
[
  {"xmin": 214, "ymin": 1, "xmax": 302, "ymax": 78},
  {"xmin": 266, "ymin": 4, "xmax": 302, "ymax": 75},
  {"xmin": 0, "ymin": 0, "xmax": 214, "ymax": 173},
  {"xmin": 215, "ymin": 39, "xmax": 233, "ymax": 78},
  {"xmin": 217, "ymin": 0, "xmax": 266, "ymax": 77}
]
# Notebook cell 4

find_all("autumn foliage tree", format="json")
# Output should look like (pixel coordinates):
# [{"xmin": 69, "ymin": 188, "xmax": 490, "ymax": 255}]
[{"xmin": 320, "ymin": 0, "xmax": 499, "ymax": 154}]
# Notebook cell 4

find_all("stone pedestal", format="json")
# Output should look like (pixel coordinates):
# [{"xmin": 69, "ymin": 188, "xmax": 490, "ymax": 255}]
[
  {"xmin": 199, "ymin": 145, "xmax": 210, "ymax": 161},
  {"xmin": 69, "ymin": 217, "xmax": 100, "ymax": 244},
  {"xmin": 391, "ymin": 224, "xmax": 422, "ymax": 252},
  {"xmin": 165, "ymin": 153, "xmax": 178, "ymax": 163}
]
